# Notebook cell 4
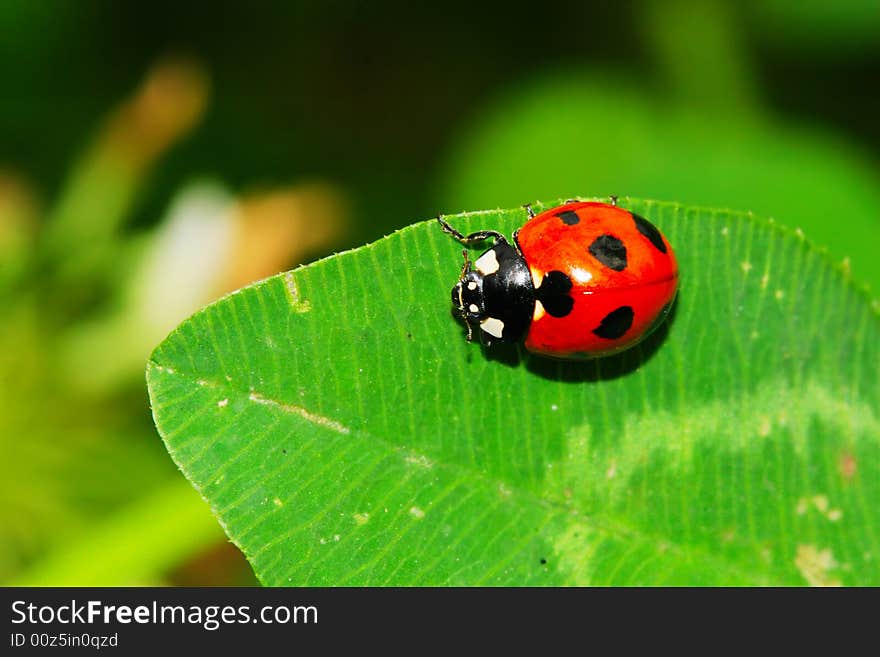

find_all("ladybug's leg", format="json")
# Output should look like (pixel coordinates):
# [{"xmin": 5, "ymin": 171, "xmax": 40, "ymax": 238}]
[
  {"xmin": 436, "ymin": 216, "xmax": 506, "ymax": 245},
  {"xmin": 512, "ymin": 228, "xmax": 524, "ymax": 254},
  {"xmin": 522, "ymin": 203, "xmax": 536, "ymax": 219},
  {"xmin": 609, "ymin": 195, "xmax": 619, "ymax": 207},
  {"xmin": 458, "ymin": 249, "xmax": 471, "ymax": 279},
  {"xmin": 564, "ymin": 198, "xmax": 581, "ymax": 204},
  {"xmin": 464, "ymin": 319, "xmax": 474, "ymax": 343}
]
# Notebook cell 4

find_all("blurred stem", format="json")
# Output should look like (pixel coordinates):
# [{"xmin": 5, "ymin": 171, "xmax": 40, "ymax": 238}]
[
  {"xmin": 10, "ymin": 478, "xmax": 228, "ymax": 586},
  {"xmin": 37, "ymin": 57, "xmax": 209, "ymax": 298},
  {"xmin": 641, "ymin": 0, "xmax": 760, "ymax": 118},
  {"xmin": 39, "ymin": 155, "xmax": 139, "ymax": 286},
  {"xmin": 0, "ymin": 172, "xmax": 38, "ymax": 294}
]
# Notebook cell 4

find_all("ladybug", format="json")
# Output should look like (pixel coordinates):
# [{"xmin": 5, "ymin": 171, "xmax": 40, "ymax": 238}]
[{"xmin": 438, "ymin": 199, "xmax": 678, "ymax": 359}]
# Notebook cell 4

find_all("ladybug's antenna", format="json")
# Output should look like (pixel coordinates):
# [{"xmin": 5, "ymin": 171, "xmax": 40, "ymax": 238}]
[
  {"xmin": 436, "ymin": 215, "xmax": 506, "ymax": 245},
  {"xmin": 437, "ymin": 215, "xmax": 464, "ymax": 240}
]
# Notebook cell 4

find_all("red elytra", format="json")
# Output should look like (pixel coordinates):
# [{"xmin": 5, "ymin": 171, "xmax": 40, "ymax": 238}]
[
  {"xmin": 518, "ymin": 201, "xmax": 678, "ymax": 358},
  {"xmin": 440, "ymin": 200, "xmax": 679, "ymax": 360}
]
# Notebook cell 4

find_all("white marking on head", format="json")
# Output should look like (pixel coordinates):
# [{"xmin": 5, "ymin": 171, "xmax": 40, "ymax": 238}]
[
  {"xmin": 467, "ymin": 281, "xmax": 477, "ymax": 291},
  {"xmin": 480, "ymin": 316, "xmax": 505, "ymax": 338},
  {"xmin": 469, "ymin": 303, "xmax": 479, "ymax": 314},
  {"xmin": 475, "ymin": 249, "xmax": 500, "ymax": 275},
  {"xmin": 533, "ymin": 299, "xmax": 546, "ymax": 321}
]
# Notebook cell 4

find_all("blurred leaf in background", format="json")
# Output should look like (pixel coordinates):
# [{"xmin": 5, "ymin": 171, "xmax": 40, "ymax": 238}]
[
  {"xmin": 747, "ymin": 0, "xmax": 880, "ymax": 52},
  {"xmin": 438, "ymin": 72, "xmax": 880, "ymax": 290},
  {"xmin": 438, "ymin": 0, "xmax": 880, "ymax": 292}
]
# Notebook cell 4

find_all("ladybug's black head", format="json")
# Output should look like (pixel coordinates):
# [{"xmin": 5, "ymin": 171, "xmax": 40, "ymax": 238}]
[
  {"xmin": 451, "ymin": 266, "xmax": 486, "ymax": 341},
  {"xmin": 449, "ymin": 242, "xmax": 536, "ymax": 345}
]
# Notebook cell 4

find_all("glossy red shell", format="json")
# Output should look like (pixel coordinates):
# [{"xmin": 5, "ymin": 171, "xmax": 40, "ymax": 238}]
[{"xmin": 517, "ymin": 201, "xmax": 678, "ymax": 359}]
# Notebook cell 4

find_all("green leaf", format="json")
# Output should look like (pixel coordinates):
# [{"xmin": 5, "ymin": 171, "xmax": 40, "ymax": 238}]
[{"xmin": 147, "ymin": 199, "xmax": 880, "ymax": 586}]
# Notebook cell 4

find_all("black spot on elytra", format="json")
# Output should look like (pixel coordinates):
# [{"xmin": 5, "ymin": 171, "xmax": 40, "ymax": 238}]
[
  {"xmin": 589, "ymin": 234, "xmax": 627, "ymax": 271},
  {"xmin": 632, "ymin": 212, "xmax": 667, "ymax": 253},
  {"xmin": 556, "ymin": 210, "xmax": 580, "ymax": 225},
  {"xmin": 537, "ymin": 270, "xmax": 574, "ymax": 317},
  {"xmin": 592, "ymin": 306, "xmax": 634, "ymax": 339}
]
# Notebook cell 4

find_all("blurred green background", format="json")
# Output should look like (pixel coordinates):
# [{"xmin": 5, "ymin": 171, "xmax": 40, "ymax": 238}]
[{"xmin": 1, "ymin": 0, "xmax": 878, "ymax": 585}]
